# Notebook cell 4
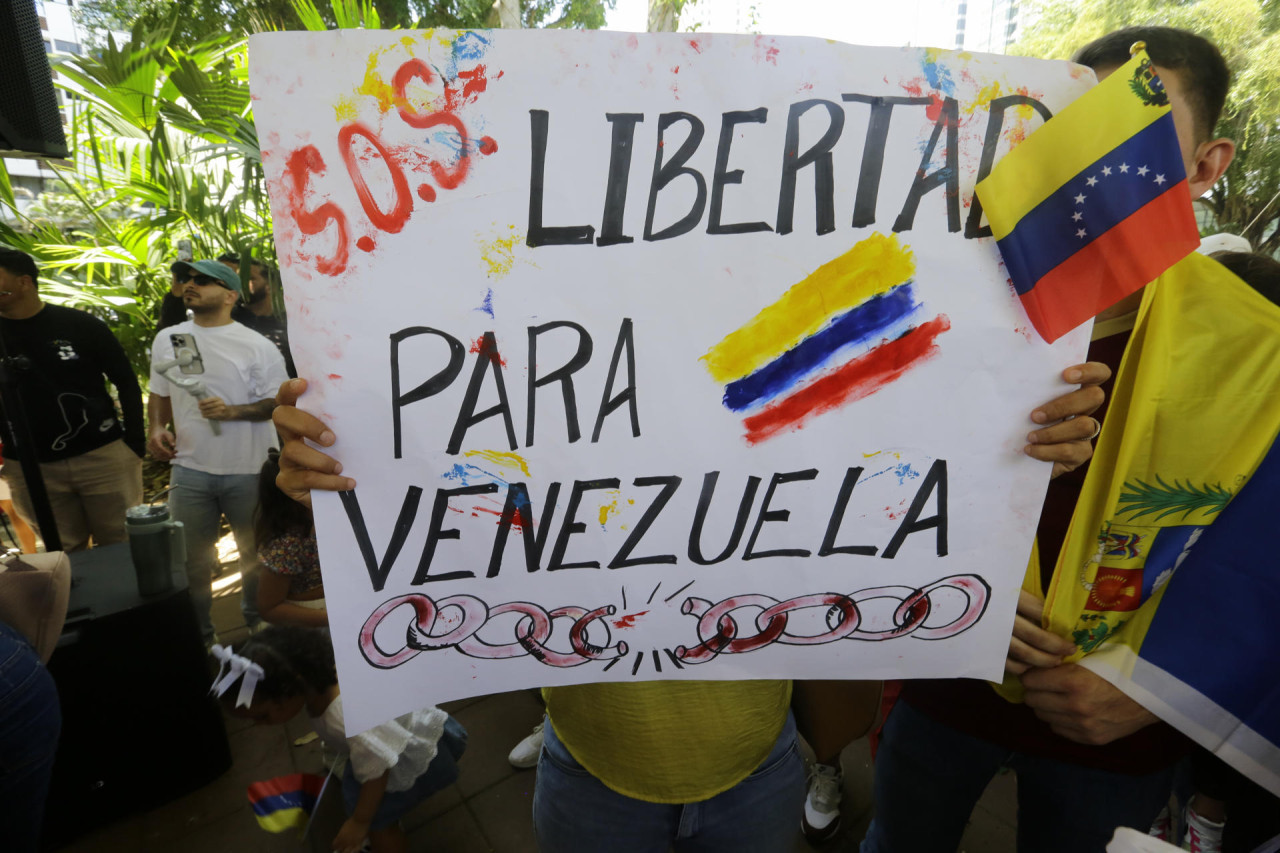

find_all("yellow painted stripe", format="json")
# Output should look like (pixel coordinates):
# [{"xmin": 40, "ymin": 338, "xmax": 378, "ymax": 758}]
[
  {"xmin": 464, "ymin": 449, "xmax": 531, "ymax": 477},
  {"xmin": 978, "ymin": 52, "xmax": 1171, "ymax": 241},
  {"xmin": 702, "ymin": 232, "xmax": 915, "ymax": 384}
]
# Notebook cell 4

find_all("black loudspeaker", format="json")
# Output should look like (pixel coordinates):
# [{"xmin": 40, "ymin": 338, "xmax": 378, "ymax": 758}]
[
  {"xmin": 0, "ymin": 0, "xmax": 69, "ymax": 159},
  {"xmin": 41, "ymin": 546, "xmax": 232, "ymax": 848}
]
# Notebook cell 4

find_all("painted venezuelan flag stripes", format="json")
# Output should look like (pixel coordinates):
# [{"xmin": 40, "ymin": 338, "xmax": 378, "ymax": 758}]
[
  {"xmin": 702, "ymin": 232, "xmax": 916, "ymax": 384},
  {"xmin": 704, "ymin": 233, "xmax": 949, "ymax": 443},
  {"xmin": 247, "ymin": 773, "xmax": 325, "ymax": 833}
]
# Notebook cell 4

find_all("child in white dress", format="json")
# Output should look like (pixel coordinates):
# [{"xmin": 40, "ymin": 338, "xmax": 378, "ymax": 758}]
[{"xmin": 213, "ymin": 625, "xmax": 466, "ymax": 853}]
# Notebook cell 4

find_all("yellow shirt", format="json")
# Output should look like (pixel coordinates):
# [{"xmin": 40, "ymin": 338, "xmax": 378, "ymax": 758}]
[{"xmin": 543, "ymin": 679, "xmax": 792, "ymax": 804}]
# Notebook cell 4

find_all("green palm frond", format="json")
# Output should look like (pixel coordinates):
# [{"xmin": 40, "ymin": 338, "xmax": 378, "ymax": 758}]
[{"xmin": 1117, "ymin": 475, "xmax": 1233, "ymax": 521}]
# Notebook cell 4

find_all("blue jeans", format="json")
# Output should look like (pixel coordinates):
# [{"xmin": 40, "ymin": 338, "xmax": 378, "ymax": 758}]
[
  {"xmin": 0, "ymin": 620, "xmax": 61, "ymax": 853},
  {"xmin": 861, "ymin": 700, "xmax": 1176, "ymax": 853},
  {"xmin": 340, "ymin": 716, "xmax": 467, "ymax": 831},
  {"xmin": 168, "ymin": 465, "xmax": 260, "ymax": 640},
  {"xmin": 534, "ymin": 711, "xmax": 804, "ymax": 853}
]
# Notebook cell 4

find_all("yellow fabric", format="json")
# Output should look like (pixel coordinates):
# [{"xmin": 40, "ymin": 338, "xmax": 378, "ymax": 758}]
[
  {"xmin": 978, "ymin": 51, "xmax": 1170, "ymax": 240},
  {"xmin": 1043, "ymin": 252, "xmax": 1280, "ymax": 668},
  {"xmin": 543, "ymin": 680, "xmax": 792, "ymax": 804},
  {"xmin": 996, "ymin": 252, "xmax": 1280, "ymax": 703}
]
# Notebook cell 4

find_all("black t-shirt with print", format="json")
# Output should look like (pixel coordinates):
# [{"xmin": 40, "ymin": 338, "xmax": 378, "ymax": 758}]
[{"xmin": 0, "ymin": 304, "xmax": 145, "ymax": 462}]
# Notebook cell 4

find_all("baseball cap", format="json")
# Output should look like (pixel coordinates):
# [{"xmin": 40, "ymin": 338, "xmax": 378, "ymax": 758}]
[{"xmin": 172, "ymin": 260, "xmax": 243, "ymax": 297}]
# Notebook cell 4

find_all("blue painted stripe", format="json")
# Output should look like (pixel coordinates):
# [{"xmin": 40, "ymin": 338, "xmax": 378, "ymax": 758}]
[
  {"xmin": 723, "ymin": 283, "xmax": 919, "ymax": 412},
  {"xmin": 995, "ymin": 113, "xmax": 1185, "ymax": 296},
  {"xmin": 251, "ymin": 789, "xmax": 318, "ymax": 817}
]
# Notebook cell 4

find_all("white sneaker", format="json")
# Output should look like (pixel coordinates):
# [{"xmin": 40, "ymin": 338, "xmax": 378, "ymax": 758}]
[
  {"xmin": 1183, "ymin": 804, "xmax": 1224, "ymax": 853},
  {"xmin": 801, "ymin": 762, "xmax": 843, "ymax": 843},
  {"xmin": 508, "ymin": 722, "xmax": 544, "ymax": 769}
]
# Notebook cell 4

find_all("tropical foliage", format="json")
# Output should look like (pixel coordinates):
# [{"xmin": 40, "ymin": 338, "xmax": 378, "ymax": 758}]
[
  {"xmin": 0, "ymin": 20, "xmax": 270, "ymax": 377},
  {"xmin": 75, "ymin": 0, "xmax": 612, "ymax": 47},
  {"xmin": 1012, "ymin": 0, "xmax": 1280, "ymax": 253},
  {"xmin": 2, "ymin": 0, "xmax": 615, "ymax": 379}
]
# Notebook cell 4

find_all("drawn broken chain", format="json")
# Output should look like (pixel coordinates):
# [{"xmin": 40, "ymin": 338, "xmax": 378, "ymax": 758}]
[
  {"xmin": 358, "ymin": 574, "xmax": 989, "ymax": 670},
  {"xmin": 359, "ymin": 595, "xmax": 629, "ymax": 669},
  {"xmin": 674, "ymin": 574, "xmax": 990, "ymax": 663}
]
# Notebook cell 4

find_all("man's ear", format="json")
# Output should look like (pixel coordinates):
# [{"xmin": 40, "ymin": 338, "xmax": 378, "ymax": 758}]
[{"xmin": 1187, "ymin": 137, "xmax": 1235, "ymax": 198}]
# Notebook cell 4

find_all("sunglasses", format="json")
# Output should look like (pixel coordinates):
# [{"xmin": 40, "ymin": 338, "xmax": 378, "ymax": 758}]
[{"xmin": 177, "ymin": 273, "xmax": 223, "ymax": 287}]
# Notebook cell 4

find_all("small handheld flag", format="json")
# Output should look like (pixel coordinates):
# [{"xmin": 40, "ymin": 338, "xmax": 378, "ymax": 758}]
[
  {"xmin": 247, "ymin": 772, "xmax": 326, "ymax": 834},
  {"xmin": 976, "ymin": 48, "xmax": 1200, "ymax": 343}
]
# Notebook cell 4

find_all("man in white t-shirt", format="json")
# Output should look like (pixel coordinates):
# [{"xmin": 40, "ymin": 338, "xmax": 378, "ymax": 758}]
[{"xmin": 147, "ymin": 260, "xmax": 289, "ymax": 642}]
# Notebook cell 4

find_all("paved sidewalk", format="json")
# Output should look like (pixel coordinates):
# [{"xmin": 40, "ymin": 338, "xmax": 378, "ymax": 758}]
[{"xmin": 53, "ymin": 554, "xmax": 1017, "ymax": 852}]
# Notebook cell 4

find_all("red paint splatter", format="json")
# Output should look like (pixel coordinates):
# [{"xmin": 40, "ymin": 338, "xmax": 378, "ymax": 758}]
[
  {"xmin": 744, "ymin": 315, "xmax": 953, "ymax": 444},
  {"xmin": 478, "ymin": 137, "xmax": 498, "ymax": 155},
  {"xmin": 688, "ymin": 38, "xmax": 703, "ymax": 53},
  {"xmin": 626, "ymin": 34, "xmax": 638, "ymax": 50},
  {"xmin": 327, "ymin": 373, "xmax": 343, "ymax": 381},
  {"xmin": 284, "ymin": 145, "xmax": 349, "ymax": 276},
  {"xmin": 672, "ymin": 65, "xmax": 680, "ymax": 74},
  {"xmin": 901, "ymin": 78, "xmax": 925, "ymax": 97},
  {"xmin": 417, "ymin": 184, "xmax": 436, "ymax": 202},
  {"xmin": 925, "ymin": 93, "xmax": 946, "ymax": 121},
  {"xmin": 470, "ymin": 335, "xmax": 507, "ymax": 366},
  {"xmin": 753, "ymin": 36, "xmax": 780, "ymax": 65},
  {"xmin": 356, "ymin": 236, "xmax": 375, "ymax": 252},
  {"xmin": 612, "ymin": 611, "xmax": 648, "ymax": 629}
]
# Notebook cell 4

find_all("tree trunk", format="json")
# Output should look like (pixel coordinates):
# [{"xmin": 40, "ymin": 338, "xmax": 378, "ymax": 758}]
[
  {"xmin": 486, "ymin": 0, "xmax": 521, "ymax": 28},
  {"xmin": 648, "ymin": 0, "xmax": 679, "ymax": 32}
]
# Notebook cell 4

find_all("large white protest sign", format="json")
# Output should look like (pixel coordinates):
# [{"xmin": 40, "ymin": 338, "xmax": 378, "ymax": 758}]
[{"xmin": 249, "ymin": 30, "xmax": 1093, "ymax": 733}]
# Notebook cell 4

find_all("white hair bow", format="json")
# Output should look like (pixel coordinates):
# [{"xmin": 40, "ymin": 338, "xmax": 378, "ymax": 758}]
[{"xmin": 209, "ymin": 644, "xmax": 265, "ymax": 709}]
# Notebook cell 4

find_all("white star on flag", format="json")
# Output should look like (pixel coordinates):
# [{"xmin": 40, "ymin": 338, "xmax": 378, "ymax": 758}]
[
  {"xmin": 1138, "ymin": 165, "xmax": 1150, "ymax": 176},
  {"xmin": 1102, "ymin": 166, "xmax": 1112, "ymax": 176},
  {"xmin": 1075, "ymin": 193, "xmax": 1087, "ymax": 204},
  {"xmin": 1072, "ymin": 211, "xmax": 1083, "ymax": 222},
  {"xmin": 1119, "ymin": 163, "xmax": 1130, "ymax": 173},
  {"xmin": 1086, "ymin": 176, "xmax": 1098, "ymax": 187},
  {"xmin": 1076, "ymin": 228, "xmax": 1087, "ymax": 238},
  {"xmin": 1155, "ymin": 174, "xmax": 1167, "ymax": 185}
]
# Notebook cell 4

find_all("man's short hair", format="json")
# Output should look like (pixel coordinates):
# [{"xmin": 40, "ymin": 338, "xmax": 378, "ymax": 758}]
[
  {"xmin": 1073, "ymin": 26, "xmax": 1230, "ymax": 144},
  {"xmin": 217, "ymin": 252, "xmax": 240, "ymax": 266},
  {"xmin": 0, "ymin": 248, "xmax": 39, "ymax": 284}
]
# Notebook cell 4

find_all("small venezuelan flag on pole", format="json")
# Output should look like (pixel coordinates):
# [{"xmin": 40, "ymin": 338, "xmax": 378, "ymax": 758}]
[
  {"xmin": 247, "ymin": 772, "xmax": 327, "ymax": 834},
  {"xmin": 976, "ymin": 47, "xmax": 1200, "ymax": 343}
]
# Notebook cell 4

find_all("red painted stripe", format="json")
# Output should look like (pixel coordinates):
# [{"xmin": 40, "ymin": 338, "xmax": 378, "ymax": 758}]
[
  {"xmin": 743, "ymin": 314, "xmax": 951, "ymax": 444},
  {"xmin": 1020, "ymin": 181, "xmax": 1199, "ymax": 342}
]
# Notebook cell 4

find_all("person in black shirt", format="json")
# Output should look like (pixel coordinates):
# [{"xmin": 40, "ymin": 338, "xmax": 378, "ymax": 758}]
[
  {"xmin": 0, "ymin": 249, "xmax": 144, "ymax": 550},
  {"xmin": 156, "ymin": 262, "xmax": 190, "ymax": 331},
  {"xmin": 238, "ymin": 260, "xmax": 296, "ymax": 378}
]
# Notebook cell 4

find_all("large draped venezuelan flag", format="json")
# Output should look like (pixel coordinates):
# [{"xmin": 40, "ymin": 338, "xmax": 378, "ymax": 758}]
[
  {"xmin": 1023, "ymin": 252, "xmax": 1280, "ymax": 796},
  {"xmin": 976, "ymin": 50, "xmax": 1200, "ymax": 343}
]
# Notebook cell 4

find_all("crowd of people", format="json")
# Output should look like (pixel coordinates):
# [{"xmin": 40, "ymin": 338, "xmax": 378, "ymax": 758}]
[{"xmin": 0, "ymin": 22, "xmax": 1277, "ymax": 853}]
